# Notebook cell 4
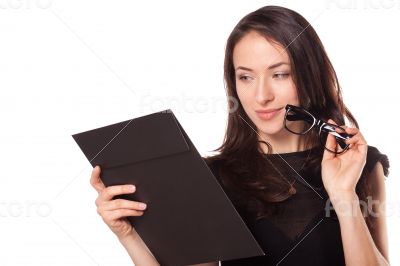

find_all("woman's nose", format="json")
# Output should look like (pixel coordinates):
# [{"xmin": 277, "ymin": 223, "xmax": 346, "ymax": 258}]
[{"xmin": 255, "ymin": 78, "xmax": 274, "ymax": 104}]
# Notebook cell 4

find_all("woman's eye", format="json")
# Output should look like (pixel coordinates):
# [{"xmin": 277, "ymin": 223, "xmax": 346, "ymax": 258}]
[
  {"xmin": 273, "ymin": 73, "xmax": 289, "ymax": 79},
  {"xmin": 238, "ymin": 75, "xmax": 252, "ymax": 81}
]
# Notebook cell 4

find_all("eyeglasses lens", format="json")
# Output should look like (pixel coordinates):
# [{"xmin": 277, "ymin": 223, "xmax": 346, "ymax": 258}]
[{"xmin": 285, "ymin": 108, "xmax": 315, "ymax": 134}]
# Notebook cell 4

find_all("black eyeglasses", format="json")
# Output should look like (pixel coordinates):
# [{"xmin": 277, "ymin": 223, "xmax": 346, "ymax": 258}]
[{"xmin": 283, "ymin": 104, "xmax": 353, "ymax": 154}]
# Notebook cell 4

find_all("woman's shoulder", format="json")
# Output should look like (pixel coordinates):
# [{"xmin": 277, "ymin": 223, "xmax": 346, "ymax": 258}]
[{"xmin": 365, "ymin": 145, "xmax": 390, "ymax": 177}]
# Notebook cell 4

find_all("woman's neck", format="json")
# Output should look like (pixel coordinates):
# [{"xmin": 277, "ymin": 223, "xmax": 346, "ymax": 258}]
[{"xmin": 258, "ymin": 129, "xmax": 307, "ymax": 154}]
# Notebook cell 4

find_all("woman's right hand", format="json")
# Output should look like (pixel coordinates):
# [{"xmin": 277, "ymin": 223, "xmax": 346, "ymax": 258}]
[{"xmin": 90, "ymin": 165, "xmax": 148, "ymax": 239}]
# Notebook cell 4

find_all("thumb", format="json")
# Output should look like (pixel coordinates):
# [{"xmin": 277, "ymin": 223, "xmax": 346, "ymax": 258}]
[
  {"xmin": 90, "ymin": 165, "xmax": 105, "ymax": 193},
  {"xmin": 322, "ymin": 119, "xmax": 337, "ymax": 160}
]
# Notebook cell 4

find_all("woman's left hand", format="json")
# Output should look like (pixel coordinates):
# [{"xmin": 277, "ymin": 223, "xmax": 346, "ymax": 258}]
[{"xmin": 321, "ymin": 119, "xmax": 368, "ymax": 198}]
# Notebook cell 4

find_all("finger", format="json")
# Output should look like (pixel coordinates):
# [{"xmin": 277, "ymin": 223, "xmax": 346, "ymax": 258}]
[
  {"xmin": 344, "ymin": 128, "xmax": 366, "ymax": 143},
  {"xmin": 347, "ymin": 134, "xmax": 368, "ymax": 154},
  {"xmin": 102, "ymin": 199, "xmax": 147, "ymax": 211},
  {"xmin": 99, "ymin": 184, "xmax": 136, "ymax": 201},
  {"xmin": 337, "ymin": 125, "xmax": 358, "ymax": 134},
  {"xmin": 103, "ymin": 209, "xmax": 144, "ymax": 222},
  {"xmin": 355, "ymin": 130, "xmax": 367, "ymax": 144},
  {"xmin": 90, "ymin": 166, "xmax": 105, "ymax": 193},
  {"xmin": 345, "ymin": 135, "xmax": 360, "ymax": 145},
  {"xmin": 344, "ymin": 127, "xmax": 359, "ymax": 135},
  {"xmin": 358, "ymin": 141, "xmax": 368, "ymax": 156},
  {"xmin": 327, "ymin": 119, "xmax": 338, "ymax": 126},
  {"xmin": 327, "ymin": 119, "xmax": 344, "ymax": 136}
]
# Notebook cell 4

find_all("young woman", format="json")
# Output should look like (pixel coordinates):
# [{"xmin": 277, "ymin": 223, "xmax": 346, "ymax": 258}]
[{"xmin": 90, "ymin": 6, "xmax": 390, "ymax": 266}]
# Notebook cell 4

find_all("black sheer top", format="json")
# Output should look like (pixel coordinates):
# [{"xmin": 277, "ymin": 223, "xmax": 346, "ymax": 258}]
[{"xmin": 205, "ymin": 145, "xmax": 389, "ymax": 266}]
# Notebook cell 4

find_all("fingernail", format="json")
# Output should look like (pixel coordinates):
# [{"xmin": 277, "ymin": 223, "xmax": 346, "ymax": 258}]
[
  {"xmin": 129, "ymin": 185, "xmax": 136, "ymax": 192},
  {"xmin": 139, "ymin": 203, "xmax": 147, "ymax": 209}
]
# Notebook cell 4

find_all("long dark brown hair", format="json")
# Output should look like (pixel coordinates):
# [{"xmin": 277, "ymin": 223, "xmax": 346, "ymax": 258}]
[{"xmin": 204, "ymin": 6, "xmax": 373, "ymax": 227}]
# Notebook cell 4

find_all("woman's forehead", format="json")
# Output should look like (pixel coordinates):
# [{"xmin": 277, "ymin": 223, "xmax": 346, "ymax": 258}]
[{"xmin": 233, "ymin": 31, "xmax": 289, "ymax": 71}]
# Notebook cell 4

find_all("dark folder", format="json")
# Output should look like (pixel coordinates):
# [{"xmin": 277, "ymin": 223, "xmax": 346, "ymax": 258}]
[{"xmin": 72, "ymin": 109, "xmax": 265, "ymax": 266}]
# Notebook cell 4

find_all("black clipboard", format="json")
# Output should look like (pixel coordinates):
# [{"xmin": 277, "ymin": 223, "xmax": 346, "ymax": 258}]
[{"xmin": 72, "ymin": 109, "xmax": 265, "ymax": 265}]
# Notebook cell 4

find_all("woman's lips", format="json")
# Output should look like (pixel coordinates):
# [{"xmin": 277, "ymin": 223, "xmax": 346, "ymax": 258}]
[{"xmin": 255, "ymin": 108, "xmax": 283, "ymax": 120}]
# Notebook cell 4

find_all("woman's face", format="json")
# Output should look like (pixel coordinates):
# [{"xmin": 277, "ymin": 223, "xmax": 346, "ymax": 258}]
[{"xmin": 233, "ymin": 30, "xmax": 300, "ymax": 137}]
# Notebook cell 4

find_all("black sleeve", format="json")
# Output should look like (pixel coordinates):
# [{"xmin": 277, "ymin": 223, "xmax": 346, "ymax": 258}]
[{"xmin": 365, "ymin": 145, "xmax": 390, "ymax": 177}]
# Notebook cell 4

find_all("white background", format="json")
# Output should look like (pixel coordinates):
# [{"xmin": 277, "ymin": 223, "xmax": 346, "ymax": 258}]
[{"xmin": 0, "ymin": 0, "xmax": 399, "ymax": 265}]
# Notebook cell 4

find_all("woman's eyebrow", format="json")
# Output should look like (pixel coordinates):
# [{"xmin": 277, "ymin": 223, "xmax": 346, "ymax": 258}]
[
  {"xmin": 235, "ymin": 62, "xmax": 289, "ymax": 72},
  {"xmin": 267, "ymin": 61, "xmax": 289, "ymax": 69}
]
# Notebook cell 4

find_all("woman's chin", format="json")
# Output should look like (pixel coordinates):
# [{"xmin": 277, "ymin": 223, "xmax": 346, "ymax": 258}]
[{"xmin": 257, "ymin": 126, "xmax": 286, "ymax": 137}]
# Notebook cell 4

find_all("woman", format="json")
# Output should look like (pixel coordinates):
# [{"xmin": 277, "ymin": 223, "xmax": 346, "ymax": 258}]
[{"xmin": 90, "ymin": 5, "xmax": 390, "ymax": 266}]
